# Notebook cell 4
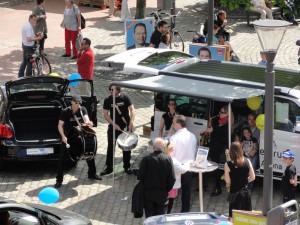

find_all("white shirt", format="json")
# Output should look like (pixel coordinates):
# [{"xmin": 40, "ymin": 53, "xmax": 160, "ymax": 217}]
[
  {"xmin": 172, "ymin": 157, "xmax": 189, "ymax": 189},
  {"xmin": 22, "ymin": 21, "xmax": 35, "ymax": 46},
  {"xmin": 170, "ymin": 127, "xmax": 197, "ymax": 164}
]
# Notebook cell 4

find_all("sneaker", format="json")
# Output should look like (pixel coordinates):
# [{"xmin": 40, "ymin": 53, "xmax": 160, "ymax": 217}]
[
  {"xmin": 88, "ymin": 174, "xmax": 102, "ymax": 180},
  {"xmin": 71, "ymin": 56, "xmax": 77, "ymax": 60},
  {"xmin": 61, "ymin": 54, "xmax": 71, "ymax": 57},
  {"xmin": 100, "ymin": 167, "xmax": 113, "ymax": 176},
  {"xmin": 54, "ymin": 182, "xmax": 62, "ymax": 189}
]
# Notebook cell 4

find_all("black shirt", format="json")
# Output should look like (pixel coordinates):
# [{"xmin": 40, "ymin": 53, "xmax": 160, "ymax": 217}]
[
  {"xmin": 162, "ymin": 112, "xmax": 175, "ymax": 130},
  {"xmin": 150, "ymin": 29, "xmax": 162, "ymax": 48},
  {"xmin": 103, "ymin": 93, "xmax": 132, "ymax": 129},
  {"xmin": 59, "ymin": 106, "xmax": 88, "ymax": 135},
  {"xmin": 228, "ymin": 159, "xmax": 250, "ymax": 193},
  {"xmin": 282, "ymin": 164, "xmax": 296, "ymax": 195}
]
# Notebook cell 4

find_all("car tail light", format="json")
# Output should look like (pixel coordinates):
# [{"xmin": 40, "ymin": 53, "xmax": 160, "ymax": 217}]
[
  {"xmin": 30, "ymin": 58, "xmax": 36, "ymax": 63},
  {"xmin": 0, "ymin": 124, "xmax": 13, "ymax": 138}
]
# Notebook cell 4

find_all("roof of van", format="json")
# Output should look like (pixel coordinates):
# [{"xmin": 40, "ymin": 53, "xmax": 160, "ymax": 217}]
[{"xmin": 175, "ymin": 60, "xmax": 300, "ymax": 89}]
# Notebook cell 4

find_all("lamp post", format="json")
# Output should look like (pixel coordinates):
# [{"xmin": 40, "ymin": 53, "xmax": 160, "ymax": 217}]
[{"xmin": 253, "ymin": 19, "xmax": 289, "ymax": 216}]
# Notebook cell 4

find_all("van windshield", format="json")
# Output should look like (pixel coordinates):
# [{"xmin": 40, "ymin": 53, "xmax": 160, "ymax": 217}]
[{"xmin": 137, "ymin": 51, "xmax": 194, "ymax": 70}]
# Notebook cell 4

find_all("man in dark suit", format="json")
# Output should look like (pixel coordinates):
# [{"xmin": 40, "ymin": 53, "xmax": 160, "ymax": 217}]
[{"xmin": 127, "ymin": 23, "xmax": 150, "ymax": 49}]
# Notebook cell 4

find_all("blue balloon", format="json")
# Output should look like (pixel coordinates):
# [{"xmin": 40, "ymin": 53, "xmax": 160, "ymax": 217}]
[
  {"xmin": 68, "ymin": 73, "xmax": 81, "ymax": 86},
  {"xmin": 38, "ymin": 187, "xmax": 59, "ymax": 204}
]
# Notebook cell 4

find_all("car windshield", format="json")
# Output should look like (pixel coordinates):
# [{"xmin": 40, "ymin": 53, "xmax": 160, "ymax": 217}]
[
  {"xmin": 137, "ymin": 51, "xmax": 194, "ymax": 70},
  {"xmin": 9, "ymin": 82, "xmax": 63, "ymax": 94}
]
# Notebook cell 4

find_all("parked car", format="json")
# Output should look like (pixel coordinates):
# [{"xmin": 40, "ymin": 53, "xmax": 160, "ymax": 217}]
[
  {"xmin": 103, "ymin": 48, "xmax": 199, "ymax": 76},
  {"xmin": 0, "ymin": 197, "xmax": 92, "ymax": 224},
  {"xmin": 143, "ymin": 212, "xmax": 232, "ymax": 225},
  {"xmin": 0, "ymin": 76, "xmax": 98, "ymax": 169}
]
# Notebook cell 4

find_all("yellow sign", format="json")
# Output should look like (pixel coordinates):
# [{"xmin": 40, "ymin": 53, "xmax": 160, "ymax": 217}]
[{"xmin": 233, "ymin": 210, "xmax": 267, "ymax": 225}]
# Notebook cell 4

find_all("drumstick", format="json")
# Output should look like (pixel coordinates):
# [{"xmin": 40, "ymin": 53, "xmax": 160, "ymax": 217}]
[
  {"xmin": 120, "ymin": 130, "xmax": 130, "ymax": 140},
  {"xmin": 66, "ymin": 143, "xmax": 70, "ymax": 148}
]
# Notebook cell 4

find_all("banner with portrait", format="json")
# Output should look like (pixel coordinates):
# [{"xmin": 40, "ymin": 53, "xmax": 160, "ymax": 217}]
[
  {"xmin": 189, "ymin": 43, "xmax": 228, "ymax": 61},
  {"xmin": 125, "ymin": 18, "xmax": 155, "ymax": 50}
]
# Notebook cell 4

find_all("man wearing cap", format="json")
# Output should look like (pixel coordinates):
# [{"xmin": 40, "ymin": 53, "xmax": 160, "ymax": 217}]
[
  {"xmin": 55, "ymin": 95, "xmax": 102, "ymax": 188},
  {"xmin": 281, "ymin": 149, "xmax": 297, "ymax": 203}
]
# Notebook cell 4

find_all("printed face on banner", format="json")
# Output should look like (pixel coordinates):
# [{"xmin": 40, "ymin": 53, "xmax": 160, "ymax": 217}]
[
  {"xmin": 125, "ymin": 19, "xmax": 154, "ymax": 50},
  {"xmin": 189, "ymin": 44, "xmax": 226, "ymax": 61}
]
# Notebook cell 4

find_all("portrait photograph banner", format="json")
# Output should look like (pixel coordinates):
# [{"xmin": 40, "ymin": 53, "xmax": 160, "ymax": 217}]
[
  {"xmin": 189, "ymin": 44, "xmax": 226, "ymax": 61},
  {"xmin": 125, "ymin": 18, "xmax": 154, "ymax": 50}
]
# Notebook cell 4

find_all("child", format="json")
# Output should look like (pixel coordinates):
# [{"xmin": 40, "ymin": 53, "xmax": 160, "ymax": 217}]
[
  {"xmin": 241, "ymin": 127, "xmax": 259, "ymax": 170},
  {"xmin": 282, "ymin": 149, "xmax": 297, "ymax": 203},
  {"xmin": 163, "ymin": 140, "xmax": 189, "ymax": 214}
]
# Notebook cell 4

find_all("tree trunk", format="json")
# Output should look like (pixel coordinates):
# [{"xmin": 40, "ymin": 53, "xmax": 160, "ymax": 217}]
[{"xmin": 135, "ymin": 0, "xmax": 146, "ymax": 19}]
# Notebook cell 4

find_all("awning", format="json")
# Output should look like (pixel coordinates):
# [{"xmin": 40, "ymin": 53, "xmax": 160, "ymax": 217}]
[{"xmin": 112, "ymin": 73, "xmax": 266, "ymax": 103}]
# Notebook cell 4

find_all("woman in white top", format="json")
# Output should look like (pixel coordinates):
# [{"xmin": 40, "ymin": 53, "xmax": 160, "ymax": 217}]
[
  {"xmin": 158, "ymin": 32, "xmax": 171, "ymax": 49},
  {"xmin": 163, "ymin": 140, "xmax": 189, "ymax": 213},
  {"xmin": 250, "ymin": 0, "xmax": 273, "ymax": 20}
]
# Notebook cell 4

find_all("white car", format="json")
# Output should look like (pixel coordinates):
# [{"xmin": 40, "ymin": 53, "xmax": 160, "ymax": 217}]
[{"xmin": 103, "ymin": 48, "xmax": 199, "ymax": 76}]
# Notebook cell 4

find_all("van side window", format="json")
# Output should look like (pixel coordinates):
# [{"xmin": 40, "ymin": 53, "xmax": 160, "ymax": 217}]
[
  {"xmin": 154, "ymin": 93, "xmax": 208, "ymax": 119},
  {"xmin": 274, "ymin": 97, "xmax": 300, "ymax": 132}
]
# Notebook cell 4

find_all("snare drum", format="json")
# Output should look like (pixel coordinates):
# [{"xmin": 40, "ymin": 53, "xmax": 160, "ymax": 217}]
[{"xmin": 67, "ymin": 126, "xmax": 97, "ymax": 162}]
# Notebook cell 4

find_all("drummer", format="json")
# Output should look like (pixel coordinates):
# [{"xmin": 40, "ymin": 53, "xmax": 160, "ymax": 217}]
[
  {"xmin": 101, "ymin": 84, "xmax": 135, "ymax": 176},
  {"xmin": 54, "ymin": 95, "xmax": 102, "ymax": 189}
]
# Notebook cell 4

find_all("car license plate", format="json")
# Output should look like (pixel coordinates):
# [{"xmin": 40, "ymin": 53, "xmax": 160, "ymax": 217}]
[{"xmin": 27, "ymin": 147, "xmax": 54, "ymax": 155}]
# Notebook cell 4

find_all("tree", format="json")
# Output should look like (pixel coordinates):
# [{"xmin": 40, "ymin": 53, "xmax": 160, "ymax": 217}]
[{"xmin": 135, "ymin": 0, "xmax": 146, "ymax": 19}]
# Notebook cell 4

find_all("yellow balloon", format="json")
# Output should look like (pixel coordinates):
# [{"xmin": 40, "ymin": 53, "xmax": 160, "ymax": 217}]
[
  {"xmin": 256, "ymin": 114, "xmax": 265, "ymax": 130},
  {"xmin": 49, "ymin": 73, "xmax": 59, "ymax": 77},
  {"xmin": 247, "ymin": 96, "xmax": 261, "ymax": 110}
]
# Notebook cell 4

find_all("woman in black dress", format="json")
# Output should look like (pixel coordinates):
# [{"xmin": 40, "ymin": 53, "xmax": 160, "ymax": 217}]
[
  {"xmin": 158, "ymin": 99, "xmax": 176, "ymax": 137},
  {"xmin": 225, "ymin": 142, "xmax": 255, "ymax": 217}
]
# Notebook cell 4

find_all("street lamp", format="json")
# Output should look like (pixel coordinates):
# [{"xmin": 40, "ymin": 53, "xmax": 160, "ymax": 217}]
[{"xmin": 253, "ymin": 19, "xmax": 290, "ymax": 216}]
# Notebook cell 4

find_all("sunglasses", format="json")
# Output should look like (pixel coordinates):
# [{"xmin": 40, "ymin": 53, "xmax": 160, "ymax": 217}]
[{"xmin": 219, "ymin": 111, "xmax": 227, "ymax": 114}]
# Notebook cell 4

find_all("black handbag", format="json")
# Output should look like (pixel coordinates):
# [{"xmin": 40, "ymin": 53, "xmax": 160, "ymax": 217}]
[{"xmin": 227, "ymin": 192, "xmax": 238, "ymax": 203}]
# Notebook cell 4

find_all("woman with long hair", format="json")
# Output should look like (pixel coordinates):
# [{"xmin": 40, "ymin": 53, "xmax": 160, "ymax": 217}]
[
  {"xmin": 158, "ymin": 99, "xmax": 176, "ymax": 137},
  {"xmin": 158, "ymin": 32, "xmax": 171, "ymax": 49},
  {"xmin": 32, "ymin": 0, "xmax": 47, "ymax": 55},
  {"xmin": 225, "ymin": 142, "xmax": 255, "ymax": 217}
]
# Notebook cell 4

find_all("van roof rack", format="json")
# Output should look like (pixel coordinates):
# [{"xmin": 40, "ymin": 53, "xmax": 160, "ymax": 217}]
[{"xmin": 175, "ymin": 60, "xmax": 300, "ymax": 88}]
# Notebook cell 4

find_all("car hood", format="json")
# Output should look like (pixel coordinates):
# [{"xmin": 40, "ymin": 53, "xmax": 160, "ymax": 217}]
[
  {"xmin": 5, "ymin": 76, "xmax": 69, "ymax": 101},
  {"xmin": 27, "ymin": 203, "xmax": 91, "ymax": 225},
  {"xmin": 103, "ymin": 48, "xmax": 198, "ymax": 75}
]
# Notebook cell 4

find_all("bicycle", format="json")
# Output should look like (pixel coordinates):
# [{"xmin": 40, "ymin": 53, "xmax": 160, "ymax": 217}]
[
  {"xmin": 187, "ymin": 30, "xmax": 207, "ymax": 44},
  {"xmin": 149, "ymin": 9, "xmax": 184, "ymax": 52},
  {"xmin": 30, "ymin": 40, "xmax": 51, "ymax": 76}
]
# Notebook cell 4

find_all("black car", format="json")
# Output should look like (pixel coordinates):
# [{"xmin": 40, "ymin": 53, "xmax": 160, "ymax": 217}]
[
  {"xmin": 0, "ymin": 76, "xmax": 97, "ymax": 169},
  {"xmin": 0, "ymin": 197, "xmax": 92, "ymax": 224}
]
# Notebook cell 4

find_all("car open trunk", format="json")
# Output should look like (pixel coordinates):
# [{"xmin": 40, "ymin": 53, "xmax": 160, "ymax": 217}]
[{"xmin": 8, "ymin": 102, "xmax": 63, "ymax": 143}]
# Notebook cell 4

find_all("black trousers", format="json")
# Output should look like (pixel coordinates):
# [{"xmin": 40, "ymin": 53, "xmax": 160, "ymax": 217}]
[
  {"xmin": 208, "ymin": 147, "xmax": 224, "ymax": 189},
  {"xmin": 18, "ymin": 44, "xmax": 34, "ymax": 78},
  {"xmin": 144, "ymin": 195, "xmax": 168, "ymax": 218},
  {"xmin": 105, "ymin": 125, "xmax": 131, "ymax": 169},
  {"xmin": 181, "ymin": 171, "xmax": 193, "ymax": 212},
  {"xmin": 56, "ymin": 143, "xmax": 96, "ymax": 183}
]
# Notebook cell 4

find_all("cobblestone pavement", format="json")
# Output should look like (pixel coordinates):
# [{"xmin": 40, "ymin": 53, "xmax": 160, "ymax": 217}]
[{"xmin": 0, "ymin": 0, "xmax": 299, "ymax": 224}]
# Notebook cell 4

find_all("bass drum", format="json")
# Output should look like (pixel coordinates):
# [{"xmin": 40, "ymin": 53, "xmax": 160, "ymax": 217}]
[{"xmin": 67, "ymin": 126, "xmax": 97, "ymax": 162}]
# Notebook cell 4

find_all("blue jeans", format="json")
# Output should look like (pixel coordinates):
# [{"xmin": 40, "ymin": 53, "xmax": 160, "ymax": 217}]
[{"xmin": 18, "ymin": 44, "xmax": 34, "ymax": 78}]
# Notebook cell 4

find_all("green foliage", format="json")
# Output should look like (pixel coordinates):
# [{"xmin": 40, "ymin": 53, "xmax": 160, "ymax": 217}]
[{"xmin": 220, "ymin": 0, "xmax": 252, "ymax": 10}]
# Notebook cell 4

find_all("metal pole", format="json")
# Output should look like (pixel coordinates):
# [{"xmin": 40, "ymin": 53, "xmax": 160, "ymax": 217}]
[
  {"xmin": 207, "ymin": 0, "xmax": 214, "ymax": 46},
  {"xmin": 262, "ymin": 50, "xmax": 276, "ymax": 215},
  {"xmin": 171, "ymin": 0, "xmax": 175, "ymax": 15},
  {"xmin": 113, "ymin": 91, "xmax": 116, "ymax": 189}
]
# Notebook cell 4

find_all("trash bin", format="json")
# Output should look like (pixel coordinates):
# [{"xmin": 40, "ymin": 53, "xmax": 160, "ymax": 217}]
[
  {"xmin": 157, "ymin": 0, "xmax": 171, "ymax": 10},
  {"xmin": 267, "ymin": 200, "xmax": 299, "ymax": 225}
]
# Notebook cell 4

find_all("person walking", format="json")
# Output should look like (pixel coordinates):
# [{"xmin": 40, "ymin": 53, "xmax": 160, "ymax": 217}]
[
  {"xmin": 137, "ymin": 137, "xmax": 175, "ymax": 218},
  {"xmin": 77, "ymin": 37, "xmax": 94, "ymax": 95},
  {"xmin": 18, "ymin": 14, "xmax": 43, "ymax": 78},
  {"xmin": 101, "ymin": 84, "xmax": 135, "ymax": 176},
  {"xmin": 170, "ymin": 114, "xmax": 197, "ymax": 212},
  {"xmin": 281, "ymin": 149, "xmax": 297, "ymax": 203},
  {"xmin": 60, "ymin": 0, "xmax": 81, "ymax": 60},
  {"xmin": 32, "ymin": 0, "xmax": 47, "ymax": 55},
  {"xmin": 55, "ymin": 95, "xmax": 102, "ymax": 188},
  {"xmin": 225, "ymin": 141, "xmax": 255, "ymax": 218}
]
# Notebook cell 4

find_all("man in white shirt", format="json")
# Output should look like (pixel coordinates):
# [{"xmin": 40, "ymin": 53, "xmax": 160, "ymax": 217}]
[
  {"xmin": 170, "ymin": 115, "xmax": 197, "ymax": 212},
  {"xmin": 18, "ymin": 14, "xmax": 43, "ymax": 78}
]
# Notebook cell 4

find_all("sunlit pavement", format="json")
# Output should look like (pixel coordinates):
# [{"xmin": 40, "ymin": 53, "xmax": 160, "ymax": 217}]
[{"xmin": 0, "ymin": 0, "xmax": 298, "ymax": 224}]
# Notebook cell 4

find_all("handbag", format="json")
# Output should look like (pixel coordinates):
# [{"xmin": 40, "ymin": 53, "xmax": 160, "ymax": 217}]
[
  {"xmin": 227, "ymin": 186, "xmax": 249, "ymax": 204},
  {"xmin": 76, "ymin": 32, "xmax": 83, "ymax": 51},
  {"xmin": 73, "ymin": 5, "xmax": 86, "ymax": 29}
]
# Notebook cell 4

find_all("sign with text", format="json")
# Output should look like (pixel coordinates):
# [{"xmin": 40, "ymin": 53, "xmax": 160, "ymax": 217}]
[{"xmin": 233, "ymin": 210, "xmax": 266, "ymax": 225}]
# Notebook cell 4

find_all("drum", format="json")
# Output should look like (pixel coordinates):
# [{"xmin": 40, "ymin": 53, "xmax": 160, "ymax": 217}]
[
  {"xmin": 117, "ymin": 132, "xmax": 138, "ymax": 151},
  {"xmin": 67, "ymin": 126, "xmax": 97, "ymax": 162}
]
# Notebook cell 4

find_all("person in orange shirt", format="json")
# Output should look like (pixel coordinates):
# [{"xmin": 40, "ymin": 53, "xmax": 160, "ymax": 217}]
[{"xmin": 77, "ymin": 37, "xmax": 94, "ymax": 95}]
